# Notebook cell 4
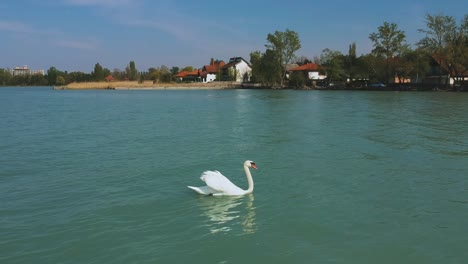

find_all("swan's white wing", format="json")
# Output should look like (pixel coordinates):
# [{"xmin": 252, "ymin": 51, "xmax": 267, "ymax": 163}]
[
  {"xmin": 201, "ymin": 170, "xmax": 245, "ymax": 195},
  {"xmin": 187, "ymin": 185, "xmax": 217, "ymax": 195}
]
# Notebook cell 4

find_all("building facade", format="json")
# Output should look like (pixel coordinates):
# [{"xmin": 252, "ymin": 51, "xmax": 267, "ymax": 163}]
[{"xmin": 11, "ymin": 66, "xmax": 45, "ymax": 76}]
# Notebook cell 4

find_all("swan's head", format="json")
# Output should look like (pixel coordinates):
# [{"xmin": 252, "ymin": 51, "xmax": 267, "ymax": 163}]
[{"xmin": 244, "ymin": 160, "xmax": 257, "ymax": 170}]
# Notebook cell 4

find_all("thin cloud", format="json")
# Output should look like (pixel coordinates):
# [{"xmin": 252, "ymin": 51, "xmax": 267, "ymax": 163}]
[
  {"xmin": 54, "ymin": 40, "xmax": 98, "ymax": 50},
  {"xmin": 0, "ymin": 20, "xmax": 61, "ymax": 36},
  {"xmin": 121, "ymin": 18, "xmax": 194, "ymax": 41},
  {"xmin": 0, "ymin": 21, "xmax": 36, "ymax": 34},
  {"xmin": 64, "ymin": 0, "xmax": 138, "ymax": 8}
]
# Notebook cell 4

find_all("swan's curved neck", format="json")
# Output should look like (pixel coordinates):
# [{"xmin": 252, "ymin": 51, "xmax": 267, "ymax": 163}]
[{"xmin": 244, "ymin": 165, "xmax": 254, "ymax": 194}]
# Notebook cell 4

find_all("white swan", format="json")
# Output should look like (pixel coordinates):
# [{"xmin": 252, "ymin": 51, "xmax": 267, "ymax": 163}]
[{"xmin": 188, "ymin": 160, "xmax": 257, "ymax": 196}]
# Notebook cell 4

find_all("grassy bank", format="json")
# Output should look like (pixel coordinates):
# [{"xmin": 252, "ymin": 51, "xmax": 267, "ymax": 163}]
[{"xmin": 55, "ymin": 81, "xmax": 241, "ymax": 90}]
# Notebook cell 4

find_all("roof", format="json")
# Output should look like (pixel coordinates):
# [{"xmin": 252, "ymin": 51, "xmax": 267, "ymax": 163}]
[
  {"xmin": 431, "ymin": 54, "xmax": 468, "ymax": 77},
  {"xmin": 222, "ymin": 57, "xmax": 250, "ymax": 69},
  {"xmin": 174, "ymin": 69, "xmax": 203, "ymax": 78},
  {"xmin": 290, "ymin": 63, "xmax": 320, "ymax": 71},
  {"xmin": 203, "ymin": 61, "xmax": 225, "ymax": 73}
]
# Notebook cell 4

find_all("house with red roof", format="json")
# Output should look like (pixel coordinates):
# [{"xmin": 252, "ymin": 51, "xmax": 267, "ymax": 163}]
[
  {"xmin": 202, "ymin": 59, "xmax": 225, "ymax": 82},
  {"xmin": 174, "ymin": 69, "xmax": 203, "ymax": 82},
  {"xmin": 289, "ymin": 63, "xmax": 326, "ymax": 80}
]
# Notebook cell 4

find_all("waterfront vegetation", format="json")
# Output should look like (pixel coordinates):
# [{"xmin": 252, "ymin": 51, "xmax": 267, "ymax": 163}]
[{"xmin": 1, "ymin": 13, "xmax": 467, "ymax": 91}]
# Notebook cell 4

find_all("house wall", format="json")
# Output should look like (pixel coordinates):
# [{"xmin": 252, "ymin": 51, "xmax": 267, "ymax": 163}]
[
  {"xmin": 206, "ymin": 73, "xmax": 216, "ymax": 82},
  {"xmin": 234, "ymin": 61, "xmax": 251, "ymax": 82},
  {"xmin": 308, "ymin": 72, "xmax": 326, "ymax": 80}
]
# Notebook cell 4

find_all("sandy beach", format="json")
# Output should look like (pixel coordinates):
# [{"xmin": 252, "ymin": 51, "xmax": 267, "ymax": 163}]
[{"xmin": 55, "ymin": 81, "xmax": 242, "ymax": 90}]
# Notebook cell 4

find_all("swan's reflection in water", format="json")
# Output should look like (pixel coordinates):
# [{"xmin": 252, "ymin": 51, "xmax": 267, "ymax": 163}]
[{"xmin": 196, "ymin": 195, "xmax": 256, "ymax": 234}]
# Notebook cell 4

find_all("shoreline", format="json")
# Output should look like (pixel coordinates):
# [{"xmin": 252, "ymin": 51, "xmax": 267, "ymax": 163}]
[{"xmin": 54, "ymin": 81, "xmax": 242, "ymax": 90}]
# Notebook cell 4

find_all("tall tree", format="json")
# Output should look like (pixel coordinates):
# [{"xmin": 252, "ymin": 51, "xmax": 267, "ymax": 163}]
[
  {"xmin": 265, "ymin": 29, "xmax": 301, "ymax": 86},
  {"xmin": 346, "ymin": 42, "xmax": 357, "ymax": 81},
  {"xmin": 445, "ymin": 15, "xmax": 468, "ymax": 89},
  {"xmin": 320, "ymin": 49, "xmax": 346, "ymax": 82},
  {"xmin": 170, "ymin": 66, "xmax": 180, "ymax": 76},
  {"xmin": 0, "ymin": 68, "xmax": 12, "ymax": 85},
  {"xmin": 126, "ymin": 61, "xmax": 138, "ymax": 81},
  {"xmin": 92, "ymin": 63, "xmax": 105, "ymax": 81},
  {"xmin": 418, "ymin": 14, "xmax": 457, "ymax": 88},
  {"xmin": 369, "ymin": 22, "xmax": 407, "ymax": 84},
  {"xmin": 250, "ymin": 50, "xmax": 282, "ymax": 87},
  {"xmin": 46, "ymin": 67, "xmax": 60, "ymax": 86}
]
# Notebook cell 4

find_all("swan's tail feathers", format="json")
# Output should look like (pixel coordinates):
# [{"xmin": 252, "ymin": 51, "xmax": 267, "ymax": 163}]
[{"xmin": 187, "ymin": 185, "xmax": 216, "ymax": 195}]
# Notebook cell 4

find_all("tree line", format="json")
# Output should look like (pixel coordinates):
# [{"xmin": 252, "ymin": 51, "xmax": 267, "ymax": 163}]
[
  {"xmin": 251, "ymin": 13, "xmax": 468, "ymax": 90},
  {"xmin": 0, "ymin": 60, "xmax": 188, "ymax": 86},
  {"xmin": 1, "ymin": 13, "xmax": 467, "ymax": 90}
]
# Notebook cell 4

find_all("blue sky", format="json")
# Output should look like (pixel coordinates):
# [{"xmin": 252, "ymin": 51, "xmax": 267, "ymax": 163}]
[{"xmin": 1, "ymin": 0, "xmax": 466, "ymax": 72}]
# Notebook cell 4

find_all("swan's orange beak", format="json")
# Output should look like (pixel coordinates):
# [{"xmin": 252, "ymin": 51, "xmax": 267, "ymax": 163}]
[{"xmin": 251, "ymin": 163, "xmax": 257, "ymax": 170}]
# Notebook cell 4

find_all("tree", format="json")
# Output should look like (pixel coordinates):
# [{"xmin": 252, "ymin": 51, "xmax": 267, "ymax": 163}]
[
  {"xmin": 92, "ymin": 63, "xmax": 105, "ymax": 81},
  {"xmin": 56, "ymin": 76, "xmax": 66, "ymax": 86},
  {"xmin": 159, "ymin": 65, "xmax": 172, "ymax": 83},
  {"xmin": 181, "ymin": 66, "xmax": 194, "ymax": 72},
  {"xmin": 354, "ymin": 53, "xmax": 386, "ymax": 83},
  {"xmin": 444, "ymin": 15, "xmax": 468, "ymax": 89},
  {"xmin": 249, "ymin": 50, "xmax": 282, "ymax": 87},
  {"xmin": 265, "ymin": 29, "xmax": 301, "ymax": 86},
  {"xmin": 289, "ymin": 71, "xmax": 307, "ymax": 89},
  {"xmin": 295, "ymin": 56, "xmax": 312, "ymax": 65},
  {"xmin": 418, "ymin": 14, "xmax": 457, "ymax": 88},
  {"xmin": 0, "ymin": 69, "xmax": 12, "ymax": 85},
  {"xmin": 147, "ymin": 67, "xmax": 160, "ymax": 83},
  {"xmin": 345, "ymin": 42, "xmax": 357, "ymax": 81},
  {"xmin": 126, "ymin": 61, "xmax": 138, "ymax": 81},
  {"xmin": 170, "ymin": 67, "xmax": 180, "ymax": 76},
  {"xmin": 46, "ymin": 67, "xmax": 59, "ymax": 85},
  {"xmin": 369, "ymin": 22, "xmax": 407, "ymax": 84},
  {"xmin": 320, "ymin": 49, "xmax": 346, "ymax": 81},
  {"xmin": 394, "ymin": 47, "xmax": 431, "ymax": 84}
]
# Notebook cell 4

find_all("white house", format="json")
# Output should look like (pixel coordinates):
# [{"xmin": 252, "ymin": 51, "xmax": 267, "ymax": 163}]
[
  {"xmin": 202, "ymin": 60, "xmax": 225, "ymax": 83},
  {"xmin": 11, "ymin": 65, "xmax": 44, "ymax": 76},
  {"xmin": 222, "ymin": 57, "xmax": 251, "ymax": 82}
]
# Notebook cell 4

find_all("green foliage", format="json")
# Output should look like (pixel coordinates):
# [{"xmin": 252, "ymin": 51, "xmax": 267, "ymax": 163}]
[
  {"xmin": 0, "ymin": 69, "xmax": 12, "ymax": 85},
  {"xmin": 369, "ymin": 22, "xmax": 407, "ymax": 84},
  {"xmin": 56, "ymin": 76, "xmax": 66, "ymax": 86},
  {"xmin": 418, "ymin": 14, "xmax": 468, "ymax": 88},
  {"xmin": 126, "ymin": 61, "xmax": 138, "ymax": 81},
  {"xmin": 181, "ymin": 66, "xmax": 194, "ymax": 72},
  {"xmin": 289, "ymin": 71, "xmax": 307, "ymax": 89},
  {"xmin": 112, "ymin": 69, "xmax": 126, "ymax": 81},
  {"xmin": 345, "ymin": 43, "xmax": 358, "ymax": 80},
  {"xmin": 170, "ymin": 67, "xmax": 180, "ymax": 76},
  {"xmin": 46, "ymin": 67, "xmax": 58, "ymax": 85},
  {"xmin": 265, "ymin": 29, "xmax": 301, "ymax": 86},
  {"xmin": 68, "ymin": 71, "xmax": 92, "ymax": 83},
  {"xmin": 320, "ymin": 49, "xmax": 346, "ymax": 81},
  {"xmin": 394, "ymin": 47, "xmax": 431, "ymax": 83},
  {"xmin": 143, "ymin": 66, "xmax": 173, "ymax": 83},
  {"xmin": 225, "ymin": 67, "xmax": 237, "ymax": 81},
  {"xmin": 353, "ymin": 53, "xmax": 386, "ymax": 82},
  {"xmin": 92, "ymin": 63, "xmax": 106, "ymax": 81},
  {"xmin": 250, "ymin": 49, "xmax": 282, "ymax": 87}
]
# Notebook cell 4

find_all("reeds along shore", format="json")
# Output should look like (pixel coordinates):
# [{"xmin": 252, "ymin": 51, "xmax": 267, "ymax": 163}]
[{"xmin": 55, "ymin": 81, "xmax": 242, "ymax": 90}]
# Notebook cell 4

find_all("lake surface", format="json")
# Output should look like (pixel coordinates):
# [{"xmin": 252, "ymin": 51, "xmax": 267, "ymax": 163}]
[{"xmin": 1, "ymin": 87, "xmax": 467, "ymax": 264}]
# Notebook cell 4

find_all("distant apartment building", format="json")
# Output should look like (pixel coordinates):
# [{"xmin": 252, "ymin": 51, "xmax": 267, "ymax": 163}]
[{"xmin": 11, "ymin": 66, "xmax": 45, "ymax": 76}]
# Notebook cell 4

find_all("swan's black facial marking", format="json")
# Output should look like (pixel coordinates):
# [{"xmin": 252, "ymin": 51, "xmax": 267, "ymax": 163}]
[{"xmin": 250, "ymin": 162, "xmax": 257, "ymax": 169}]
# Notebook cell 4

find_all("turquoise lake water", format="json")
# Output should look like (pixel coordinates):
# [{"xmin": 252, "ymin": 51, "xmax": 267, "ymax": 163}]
[{"xmin": 1, "ymin": 87, "xmax": 467, "ymax": 263}]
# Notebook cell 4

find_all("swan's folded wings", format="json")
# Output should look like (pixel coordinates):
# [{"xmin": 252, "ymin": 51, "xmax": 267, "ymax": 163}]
[{"xmin": 200, "ymin": 170, "xmax": 244, "ymax": 193}]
